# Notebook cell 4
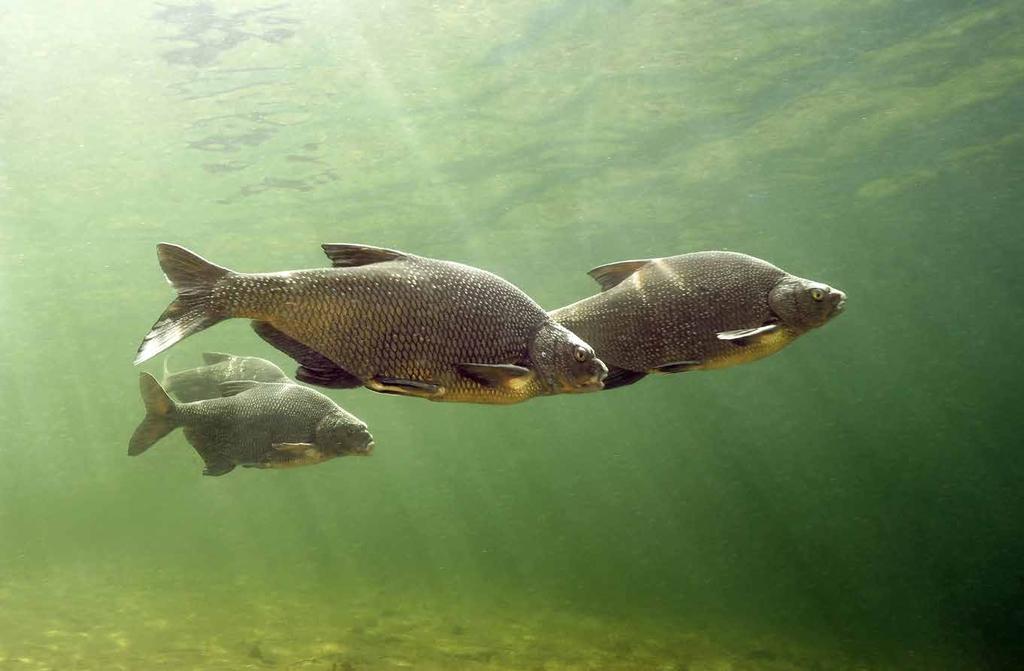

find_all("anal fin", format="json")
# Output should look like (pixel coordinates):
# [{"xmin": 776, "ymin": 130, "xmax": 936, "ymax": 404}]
[
  {"xmin": 296, "ymin": 365, "xmax": 362, "ymax": 389},
  {"xmin": 183, "ymin": 426, "xmax": 236, "ymax": 477},
  {"xmin": 251, "ymin": 321, "xmax": 361, "ymax": 389},
  {"xmin": 202, "ymin": 459, "xmax": 236, "ymax": 477}
]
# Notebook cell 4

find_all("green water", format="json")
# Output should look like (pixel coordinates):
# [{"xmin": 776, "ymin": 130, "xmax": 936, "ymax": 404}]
[{"xmin": 2, "ymin": 1, "xmax": 1022, "ymax": 669}]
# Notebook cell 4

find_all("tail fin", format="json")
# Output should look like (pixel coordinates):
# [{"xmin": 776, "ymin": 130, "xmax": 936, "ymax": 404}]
[
  {"xmin": 134, "ymin": 244, "xmax": 234, "ymax": 364},
  {"xmin": 129, "ymin": 373, "xmax": 179, "ymax": 456}
]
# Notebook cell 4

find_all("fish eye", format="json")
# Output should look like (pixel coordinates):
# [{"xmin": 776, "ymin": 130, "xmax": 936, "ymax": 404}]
[
  {"xmin": 810, "ymin": 288, "xmax": 825, "ymax": 302},
  {"xmin": 573, "ymin": 345, "xmax": 588, "ymax": 362}
]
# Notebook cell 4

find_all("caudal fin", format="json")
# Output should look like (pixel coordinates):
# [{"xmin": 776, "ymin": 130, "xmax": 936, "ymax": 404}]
[
  {"xmin": 134, "ymin": 244, "xmax": 234, "ymax": 364},
  {"xmin": 129, "ymin": 373, "xmax": 179, "ymax": 455}
]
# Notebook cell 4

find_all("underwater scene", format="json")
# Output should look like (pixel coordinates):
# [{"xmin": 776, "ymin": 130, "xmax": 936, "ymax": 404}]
[{"xmin": 2, "ymin": 0, "xmax": 1023, "ymax": 669}]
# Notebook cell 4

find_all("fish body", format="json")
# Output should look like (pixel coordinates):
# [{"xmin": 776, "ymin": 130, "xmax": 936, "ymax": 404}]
[
  {"xmin": 129, "ymin": 374, "xmax": 373, "ymax": 476},
  {"xmin": 162, "ymin": 352, "xmax": 290, "ymax": 402},
  {"xmin": 550, "ymin": 252, "xmax": 846, "ymax": 389},
  {"xmin": 135, "ymin": 244, "xmax": 606, "ymax": 404}
]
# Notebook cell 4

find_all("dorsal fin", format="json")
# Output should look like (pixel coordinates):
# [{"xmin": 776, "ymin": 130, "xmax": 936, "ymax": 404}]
[
  {"xmin": 587, "ymin": 259, "xmax": 651, "ymax": 291},
  {"xmin": 202, "ymin": 352, "xmax": 234, "ymax": 365},
  {"xmin": 321, "ymin": 244, "xmax": 408, "ymax": 268},
  {"xmin": 219, "ymin": 380, "xmax": 262, "ymax": 397}
]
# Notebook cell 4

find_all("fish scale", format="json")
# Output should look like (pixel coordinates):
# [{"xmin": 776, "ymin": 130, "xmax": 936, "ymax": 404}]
[{"xmin": 179, "ymin": 383, "xmax": 333, "ymax": 464}]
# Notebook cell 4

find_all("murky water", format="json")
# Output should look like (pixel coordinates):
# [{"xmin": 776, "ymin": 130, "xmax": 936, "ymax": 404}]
[{"xmin": 2, "ymin": 1, "xmax": 1022, "ymax": 669}]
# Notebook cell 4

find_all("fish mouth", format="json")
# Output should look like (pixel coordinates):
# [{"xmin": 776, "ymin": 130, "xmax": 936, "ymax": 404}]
[
  {"xmin": 345, "ymin": 437, "xmax": 374, "ymax": 456},
  {"xmin": 561, "ymin": 377, "xmax": 605, "ymax": 394},
  {"xmin": 831, "ymin": 292, "xmax": 847, "ymax": 316},
  {"xmin": 578, "ymin": 368, "xmax": 608, "ymax": 392},
  {"xmin": 559, "ymin": 362, "xmax": 607, "ymax": 393}
]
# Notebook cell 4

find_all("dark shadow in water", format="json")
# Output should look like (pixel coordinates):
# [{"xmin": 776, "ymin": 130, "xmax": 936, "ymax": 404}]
[
  {"xmin": 202, "ymin": 160, "xmax": 249, "ymax": 173},
  {"xmin": 154, "ymin": 2, "xmax": 341, "ymax": 202},
  {"xmin": 154, "ymin": 1, "xmax": 297, "ymax": 68},
  {"xmin": 216, "ymin": 158, "xmax": 339, "ymax": 204},
  {"xmin": 220, "ymin": 149, "xmax": 344, "ymax": 203},
  {"xmin": 187, "ymin": 127, "xmax": 276, "ymax": 152}
]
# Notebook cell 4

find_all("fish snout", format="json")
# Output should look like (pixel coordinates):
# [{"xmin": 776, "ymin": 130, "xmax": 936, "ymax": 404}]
[
  {"xmin": 831, "ymin": 289, "xmax": 847, "ymax": 316},
  {"xmin": 354, "ymin": 428, "xmax": 375, "ymax": 456},
  {"xmin": 341, "ymin": 426, "xmax": 374, "ymax": 456}
]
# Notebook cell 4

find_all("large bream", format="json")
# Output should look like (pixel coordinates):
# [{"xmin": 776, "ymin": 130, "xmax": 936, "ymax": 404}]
[{"xmin": 135, "ymin": 243, "xmax": 607, "ymax": 404}]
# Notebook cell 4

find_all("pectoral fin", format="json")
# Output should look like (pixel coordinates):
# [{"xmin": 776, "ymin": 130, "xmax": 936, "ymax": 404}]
[
  {"xmin": 369, "ymin": 377, "xmax": 442, "ymax": 398},
  {"xmin": 267, "ymin": 443, "xmax": 332, "ymax": 468},
  {"xmin": 273, "ymin": 442, "xmax": 317, "ymax": 455},
  {"xmin": 653, "ymin": 360, "xmax": 702, "ymax": 374},
  {"xmin": 716, "ymin": 324, "xmax": 778, "ymax": 346},
  {"xmin": 456, "ymin": 363, "xmax": 532, "ymax": 389}
]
